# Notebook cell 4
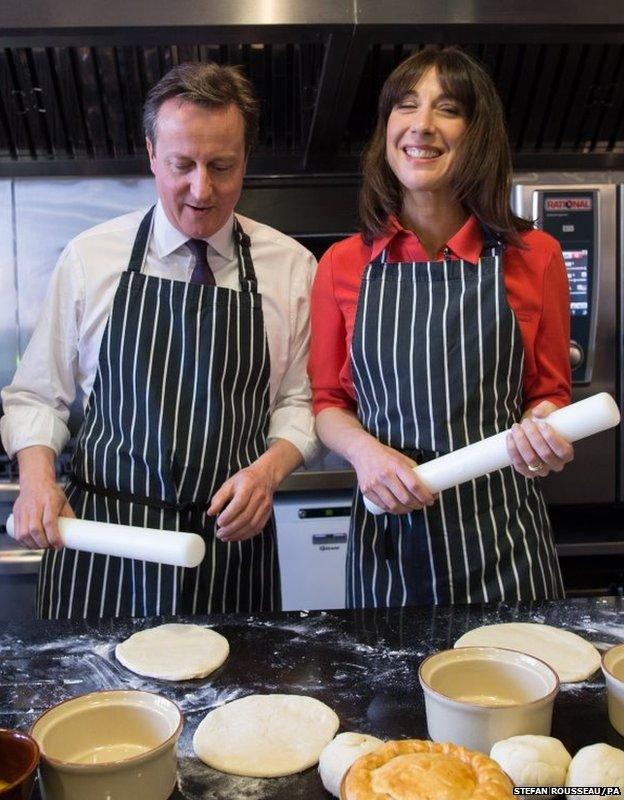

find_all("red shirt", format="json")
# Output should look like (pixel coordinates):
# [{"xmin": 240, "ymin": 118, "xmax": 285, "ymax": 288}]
[{"xmin": 309, "ymin": 214, "xmax": 571, "ymax": 415}]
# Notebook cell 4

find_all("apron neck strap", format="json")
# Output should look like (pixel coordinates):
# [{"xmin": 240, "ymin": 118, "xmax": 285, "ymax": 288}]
[
  {"xmin": 369, "ymin": 247, "xmax": 388, "ymax": 268},
  {"xmin": 127, "ymin": 206, "xmax": 155, "ymax": 273},
  {"xmin": 234, "ymin": 216, "xmax": 258, "ymax": 293},
  {"xmin": 480, "ymin": 224, "xmax": 504, "ymax": 256},
  {"xmin": 371, "ymin": 223, "xmax": 504, "ymax": 267},
  {"xmin": 126, "ymin": 208, "xmax": 258, "ymax": 292}
]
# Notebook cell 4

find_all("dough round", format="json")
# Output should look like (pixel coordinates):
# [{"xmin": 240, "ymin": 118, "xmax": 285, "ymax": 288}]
[
  {"xmin": 319, "ymin": 732, "xmax": 383, "ymax": 797},
  {"xmin": 566, "ymin": 743, "xmax": 624, "ymax": 790},
  {"xmin": 115, "ymin": 623, "xmax": 229, "ymax": 680},
  {"xmin": 490, "ymin": 735, "xmax": 571, "ymax": 787},
  {"xmin": 454, "ymin": 623, "xmax": 600, "ymax": 683},
  {"xmin": 193, "ymin": 693, "xmax": 340, "ymax": 777},
  {"xmin": 343, "ymin": 739, "xmax": 513, "ymax": 799}
]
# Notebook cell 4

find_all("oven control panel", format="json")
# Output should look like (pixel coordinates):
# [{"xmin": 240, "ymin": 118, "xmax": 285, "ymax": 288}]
[{"xmin": 534, "ymin": 189, "xmax": 598, "ymax": 383}]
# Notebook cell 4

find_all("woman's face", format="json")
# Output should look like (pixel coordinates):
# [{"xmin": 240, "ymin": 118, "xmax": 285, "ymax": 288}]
[{"xmin": 385, "ymin": 67, "xmax": 467, "ymax": 196}]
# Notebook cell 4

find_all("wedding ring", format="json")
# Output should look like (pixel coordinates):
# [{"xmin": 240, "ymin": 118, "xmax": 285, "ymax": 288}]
[{"xmin": 527, "ymin": 461, "xmax": 543, "ymax": 473}]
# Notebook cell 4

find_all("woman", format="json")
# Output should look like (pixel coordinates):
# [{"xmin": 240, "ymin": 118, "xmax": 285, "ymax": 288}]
[{"xmin": 309, "ymin": 46, "xmax": 573, "ymax": 608}]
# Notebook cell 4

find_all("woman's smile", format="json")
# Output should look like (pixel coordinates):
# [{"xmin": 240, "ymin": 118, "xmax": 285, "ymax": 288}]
[{"xmin": 386, "ymin": 67, "xmax": 466, "ymax": 195}]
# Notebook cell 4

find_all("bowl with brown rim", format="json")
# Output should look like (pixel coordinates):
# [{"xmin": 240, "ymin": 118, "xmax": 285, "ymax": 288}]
[{"xmin": 0, "ymin": 728, "xmax": 40, "ymax": 800}]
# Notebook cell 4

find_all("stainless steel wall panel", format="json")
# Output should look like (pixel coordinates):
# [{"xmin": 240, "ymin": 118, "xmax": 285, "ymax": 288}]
[
  {"xmin": 0, "ymin": 0, "xmax": 354, "ymax": 32},
  {"xmin": 3, "ymin": 0, "xmax": 624, "ymax": 32},
  {"xmin": 0, "ymin": 180, "xmax": 18, "ymax": 393},
  {"xmin": 355, "ymin": 0, "xmax": 624, "ymax": 26},
  {"xmin": 13, "ymin": 176, "xmax": 155, "ymax": 351}
]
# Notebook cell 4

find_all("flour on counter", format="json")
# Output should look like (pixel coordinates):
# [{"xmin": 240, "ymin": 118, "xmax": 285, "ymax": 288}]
[
  {"xmin": 177, "ymin": 756, "xmax": 301, "ymax": 800},
  {"xmin": 569, "ymin": 619, "xmax": 624, "ymax": 641},
  {"xmin": 178, "ymin": 686, "xmax": 245, "ymax": 714},
  {"xmin": 176, "ymin": 718, "xmax": 307, "ymax": 800},
  {"xmin": 559, "ymin": 680, "xmax": 603, "ymax": 693}
]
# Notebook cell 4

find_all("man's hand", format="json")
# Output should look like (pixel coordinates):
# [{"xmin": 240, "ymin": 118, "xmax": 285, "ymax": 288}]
[
  {"xmin": 351, "ymin": 438, "xmax": 436, "ymax": 515},
  {"xmin": 207, "ymin": 463, "xmax": 274, "ymax": 542},
  {"xmin": 13, "ymin": 445, "xmax": 75, "ymax": 549},
  {"xmin": 207, "ymin": 439, "xmax": 303, "ymax": 543}
]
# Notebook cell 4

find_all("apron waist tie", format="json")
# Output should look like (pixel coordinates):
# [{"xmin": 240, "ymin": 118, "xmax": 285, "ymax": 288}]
[
  {"xmin": 367, "ymin": 446, "xmax": 440, "ymax": 560},
  {"xmin": 68, "ymin": 473, "xmax": 205, "ymax": 515},
  {"xmin": 381, "ymin": 446, "xmax": 424, "ymax": 561}
]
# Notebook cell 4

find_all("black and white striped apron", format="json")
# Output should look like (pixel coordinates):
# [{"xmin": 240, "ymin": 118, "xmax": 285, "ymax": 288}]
[
  {"xmin": 36, "ymin": 207, "xmax": 280, "ymax": 619},
  {"xmin": 347, "ymin": 232, "xmax": 564, "ymax": 608}
]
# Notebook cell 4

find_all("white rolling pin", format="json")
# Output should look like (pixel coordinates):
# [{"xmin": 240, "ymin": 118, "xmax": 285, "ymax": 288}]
[
  {"xmin": 363, "ymin": 392, "xmax": 621, "ymax": 516},
  {"xmin": 6, "ymin": 515, "xmax": 206, "ymax": 568}
]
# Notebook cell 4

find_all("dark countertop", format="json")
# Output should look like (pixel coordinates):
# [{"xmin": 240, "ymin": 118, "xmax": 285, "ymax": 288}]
[{"xmin": 1, "ymin": 598, "xmax": 624, "ymax": 799}]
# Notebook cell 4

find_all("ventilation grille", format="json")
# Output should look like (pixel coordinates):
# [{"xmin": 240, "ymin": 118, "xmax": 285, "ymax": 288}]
[
  {"xmin": 1, "ymin": 39, "xmax": 623, "ymax": 171},
  {"xmin": 0, "ymin": 42, "xmax": 326, "ymax": 162},
  {"xmin": 344, "ymin": 43, "xmax": 624, "ymax": 156}
]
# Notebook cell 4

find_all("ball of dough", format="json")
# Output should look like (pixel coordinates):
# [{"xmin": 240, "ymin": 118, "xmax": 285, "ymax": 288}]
[
  {"xmin": 566, "ymin": 743, "xmax": 624, "ymax": 790},
  {"xmin": 490, "ymin": 735, "xmax": 571, "ymax": 786},
  {"xmin": 319, "ymin": 732, "xmax": 384, "ymax": 797}
]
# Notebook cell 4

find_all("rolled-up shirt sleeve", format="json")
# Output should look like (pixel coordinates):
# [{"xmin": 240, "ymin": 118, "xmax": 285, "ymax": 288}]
[
  {"xmin": 0, "ymin": 243, "xmax": 84, "ymax": 458},
  {"xmin": 266, "ymin": 249, "xmax": 319, "ymax": 463}
]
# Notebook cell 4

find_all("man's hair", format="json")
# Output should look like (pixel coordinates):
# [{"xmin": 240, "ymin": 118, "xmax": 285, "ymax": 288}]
[
  {"xmin": 359, "ymin": 46, "xmax": 533, "ymax": 246},
  {"xmin": 143, "ymin": 62, "xmax": 260, "ymax": 152}
]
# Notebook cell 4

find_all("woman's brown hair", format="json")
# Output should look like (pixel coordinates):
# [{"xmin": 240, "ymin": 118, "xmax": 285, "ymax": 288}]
[{"xmin": 359, "ymin": 46, "xmax": 532, "ymax": 246}]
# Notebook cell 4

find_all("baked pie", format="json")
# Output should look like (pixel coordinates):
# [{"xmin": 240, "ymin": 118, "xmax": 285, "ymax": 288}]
[{"xmin": 341, "ymin": 739, "xmax": 513, "ymax": 799}]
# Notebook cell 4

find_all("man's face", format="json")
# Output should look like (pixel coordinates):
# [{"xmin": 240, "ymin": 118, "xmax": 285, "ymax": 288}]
[{"xmin": 146, "ymin": 99, "xmax": 247, "ymax": 239}]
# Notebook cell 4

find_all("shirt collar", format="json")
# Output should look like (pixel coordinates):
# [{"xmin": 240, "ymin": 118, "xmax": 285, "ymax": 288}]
[
  {"xmin": 370, "ymin": 213, "xmax": 484, "ymax": 264},
  {"xmin": 152, "ymin": 200, "xmax": 236, "ymax": 260}
]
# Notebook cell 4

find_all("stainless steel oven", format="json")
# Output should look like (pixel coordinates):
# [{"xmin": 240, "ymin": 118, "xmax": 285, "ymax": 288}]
[{"xmin": 512, "ymin": 177, "xmax": 619, "ymax": 505}]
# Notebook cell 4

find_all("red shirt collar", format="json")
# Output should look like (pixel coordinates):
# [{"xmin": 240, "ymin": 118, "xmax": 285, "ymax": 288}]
[{"xmin": 370, "ymin": 214, "xmax": 484, "ymax": 264}]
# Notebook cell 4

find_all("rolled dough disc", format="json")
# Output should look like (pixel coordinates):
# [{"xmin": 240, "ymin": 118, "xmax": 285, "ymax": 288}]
[
  {"xmin": 454, "ymin": 622, "xmax": 600, "ymax": 683},
  {"xmin": 115, "ymin": 623, "xmax": 229, "ymax": 680},
  {"xmin": 193, "ymin": 693, "xmax": 340, "ymax": 777}
]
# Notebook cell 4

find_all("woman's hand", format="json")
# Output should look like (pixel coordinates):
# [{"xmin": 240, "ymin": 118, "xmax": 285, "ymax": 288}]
[
  {"xmin": 506, "ymin": 401, "xmax": 574, "ymax": 479},
  {"xmin": 350, "ymin": 438, "xmax": 436, "ymax": 514}
]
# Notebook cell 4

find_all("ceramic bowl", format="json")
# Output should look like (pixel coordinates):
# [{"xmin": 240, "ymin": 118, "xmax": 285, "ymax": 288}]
[
  {"xmin": 602, "ymin": 643, "xmax": 624, "ymax": 737},
  {"xmin": 30, "ymin": 690, "xmax": 182, "ymax": 800},
  {"xmin": 419, "ymin": 646, "xmax": 559, "ymax": 754},
  {"xmin": 0, "ymin": 729, "xmax": 40, "ymax": 800}
]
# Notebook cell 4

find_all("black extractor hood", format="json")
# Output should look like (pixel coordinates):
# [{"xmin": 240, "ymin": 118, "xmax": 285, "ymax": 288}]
[{"xmin": 1, "ymin": 0, "xmax": 624, "ymax": 176}]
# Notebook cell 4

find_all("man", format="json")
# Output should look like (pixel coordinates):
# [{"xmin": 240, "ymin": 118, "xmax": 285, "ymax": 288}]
[{"xmin": 1, "ymin": 62, "xmax": 317, "ymax": 618}]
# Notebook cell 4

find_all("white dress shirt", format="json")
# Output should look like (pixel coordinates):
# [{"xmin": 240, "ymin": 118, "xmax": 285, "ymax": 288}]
[{"xmin": 1, "ymin": 202, "xmax": 318, "ymax": 463}]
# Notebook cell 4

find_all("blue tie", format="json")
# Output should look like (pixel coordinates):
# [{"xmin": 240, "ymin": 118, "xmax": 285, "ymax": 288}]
[{"xmin": 186, "ymin": 239, "xmax": 216, "ymax": 286}]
